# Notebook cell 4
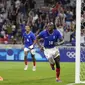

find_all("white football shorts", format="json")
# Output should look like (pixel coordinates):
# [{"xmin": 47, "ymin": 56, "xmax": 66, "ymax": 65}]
[
  {"xmin": 44, "ymin": 47, "xmax": 60, "ymax": 64},
  {"xmin": 24, "ymin": 48, "xmax": 35, "ymax": 55},
  {"xmin": 44, "ymin": 47, "xmax": 60, "ymax": 63}
]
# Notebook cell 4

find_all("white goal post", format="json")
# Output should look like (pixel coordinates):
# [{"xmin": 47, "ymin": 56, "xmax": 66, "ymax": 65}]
[
  {"xmin": 75, "ymin": 0, "xmax": 85, "ymax": 83},
  {"xmin": 75, "ymin": 0, "xmax": 81, "ymax": 83}
]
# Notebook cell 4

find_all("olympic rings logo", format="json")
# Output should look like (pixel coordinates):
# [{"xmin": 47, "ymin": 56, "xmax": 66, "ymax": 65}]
[{"xmin": 66, "ymin": 52, "xmax": 75, "ymax": 58}]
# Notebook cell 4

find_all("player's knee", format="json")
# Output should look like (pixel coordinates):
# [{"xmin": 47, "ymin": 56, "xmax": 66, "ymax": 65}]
[
  {"xmin": 55, "ymin": 62, "xmax": 60, "ymax": 68},
  {"xmin": 54, "ymin": 56, "xmax": 60, "ymax": 62},
  {"xmin": 48, "ymin": 58, "xmax": 55, "ymax": 64},
  {"xmin": 54, "ymin": 56, "xmax": 60, "ymax": 68},
  {"xmin": 24, "ymin": 52, "xmax": 28, "ymax": 58},
  {"xmin": 24, "ymin": 56, "xmax": 27, "ymax": 60},
  {"xmin": 31, "ymin": 54, "xmax": 35, "ymax": 59},
  {"xmin": 31, "ymin": 53, "xmax": 34, "ymax": 57},
  {"xmin": 31, "ymin": 49, "xmax": 35, "ymax": 55}
]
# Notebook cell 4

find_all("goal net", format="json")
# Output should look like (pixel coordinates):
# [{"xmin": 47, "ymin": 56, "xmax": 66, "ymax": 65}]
[
  {"xmin": 75, "ymin": 0, "xmax": 85, "ymax": 83},
  {"xmin": 80, "ymin": 0, "xmax": 85, "ymax": 83}
]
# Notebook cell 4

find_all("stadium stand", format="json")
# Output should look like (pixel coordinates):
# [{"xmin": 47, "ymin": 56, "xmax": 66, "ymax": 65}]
[{"xmin": 0, "ymin": 0, "xmax": 84, "ymax": 46}]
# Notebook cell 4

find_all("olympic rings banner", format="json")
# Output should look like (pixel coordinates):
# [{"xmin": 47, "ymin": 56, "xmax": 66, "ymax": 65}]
[
  {"xmin": 59, "ymin": 47, "xmax": 75, "ymax": 62},
  {"xmin": 0, "ymin": 45, "xmax": 77, "ymax": 62}
]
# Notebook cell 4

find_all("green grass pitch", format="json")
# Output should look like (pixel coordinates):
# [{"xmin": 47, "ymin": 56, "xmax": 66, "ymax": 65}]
[{"xmin": 0, "ymin": 62, "xmax": 84, "ymax": 85}]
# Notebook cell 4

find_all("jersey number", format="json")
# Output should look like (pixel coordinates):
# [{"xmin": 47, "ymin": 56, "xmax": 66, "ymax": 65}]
[{"xmin": 49, "ymin": 41, "xmax": 53, "ymax": 45}]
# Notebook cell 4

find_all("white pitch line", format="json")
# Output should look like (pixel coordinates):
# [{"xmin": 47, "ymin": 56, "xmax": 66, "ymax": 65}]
[{"xmin": 67, "ymin": 83, "xmax": 75, "ymax": 85}]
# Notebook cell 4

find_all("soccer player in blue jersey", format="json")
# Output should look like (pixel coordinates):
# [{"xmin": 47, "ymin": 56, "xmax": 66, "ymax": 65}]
[
  {"xmin": 23, "ymin": 26, "xmax": 36, "ymax": 71},
  {"xmin": 36, "ymin": 22, "xmax": 64, "ymax": 82}
]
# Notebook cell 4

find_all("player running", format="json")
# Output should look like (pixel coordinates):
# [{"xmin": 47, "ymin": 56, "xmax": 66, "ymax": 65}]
[
  {"xmin": 36, "ymin": 22, "xmax": 64, "ymax": 82},
  {"xmin": 23, "ymin": 26, "xmax": 36, "ymax": 71}
]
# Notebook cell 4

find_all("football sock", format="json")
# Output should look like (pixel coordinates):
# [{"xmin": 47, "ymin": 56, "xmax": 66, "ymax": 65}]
[
  {"xmin": 33, "ymin": 61, "xmax": 36, "ymax": 66},
  {"xmin": 56, "ymin": 68, "xmax": 60, "ymax": 78}
]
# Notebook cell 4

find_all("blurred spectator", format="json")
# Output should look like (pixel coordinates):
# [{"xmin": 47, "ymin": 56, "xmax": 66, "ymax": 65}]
[
  {"xmin": 65, "ymin": 8, "xmax": 73, "ymax": 27},
  {"xmin": 63, "ymin": 28, "xmax": 73, "ymax": 44},
  {"xmin": 0, "ymin": 0, "xmax": 77, "ymax": 45},
  {"xmin": 15, "ymin": 0, "xmax": 21, "ymax": 9},
  {"xmin": 20, "ymin": 21, "xmax": 26, "ymax": 36},
  {"xmin": 3, "ymin": 33, "xmax": 9, "ymax": 44},
  {"xmin": 30, "ymin": 0, "xmax": 36, "ymax": 9},
  {"xmin": 57, "ymin": 24, "xmax": 64, "ymax": 37},
  {"xmin": 80, "ymin": 29, "xmax": 85, "ymax": 46}
]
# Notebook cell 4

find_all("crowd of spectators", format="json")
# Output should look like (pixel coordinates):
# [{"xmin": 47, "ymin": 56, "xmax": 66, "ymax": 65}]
[{"xmin": 0, "ymin": 0, "xmax": 84, "ymax": 46}]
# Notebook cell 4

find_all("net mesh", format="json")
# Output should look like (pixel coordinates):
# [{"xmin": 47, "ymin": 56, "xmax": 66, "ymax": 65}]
[
  {"xmin": 80, "ymin": 47, "xmax": 85, "ymax": 81},
  {"xmin": 80, "ymin": 0, "xmax": 85, "ymax": 81}
]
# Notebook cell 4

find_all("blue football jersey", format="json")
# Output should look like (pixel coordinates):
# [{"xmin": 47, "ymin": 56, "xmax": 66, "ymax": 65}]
[
  {"xmin": 23, "ymin": 31, "xmax": 36, "ymax": 48},
  {"xmin": 38, "ymin": 29, "xmax": 62, "ymax": 48}
]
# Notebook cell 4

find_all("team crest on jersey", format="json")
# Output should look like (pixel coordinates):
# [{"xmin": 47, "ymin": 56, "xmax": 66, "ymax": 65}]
[
  {"xmin": 45, "ymin": 37, "xmax": 48, "ymax": 38},
  {"xmin": 53, "ymin": 36, "xmax": 55, "ymax": 39},
  {"xmin": 28, "ymin": 36, "xmax": 30, "ymax": 38}
]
